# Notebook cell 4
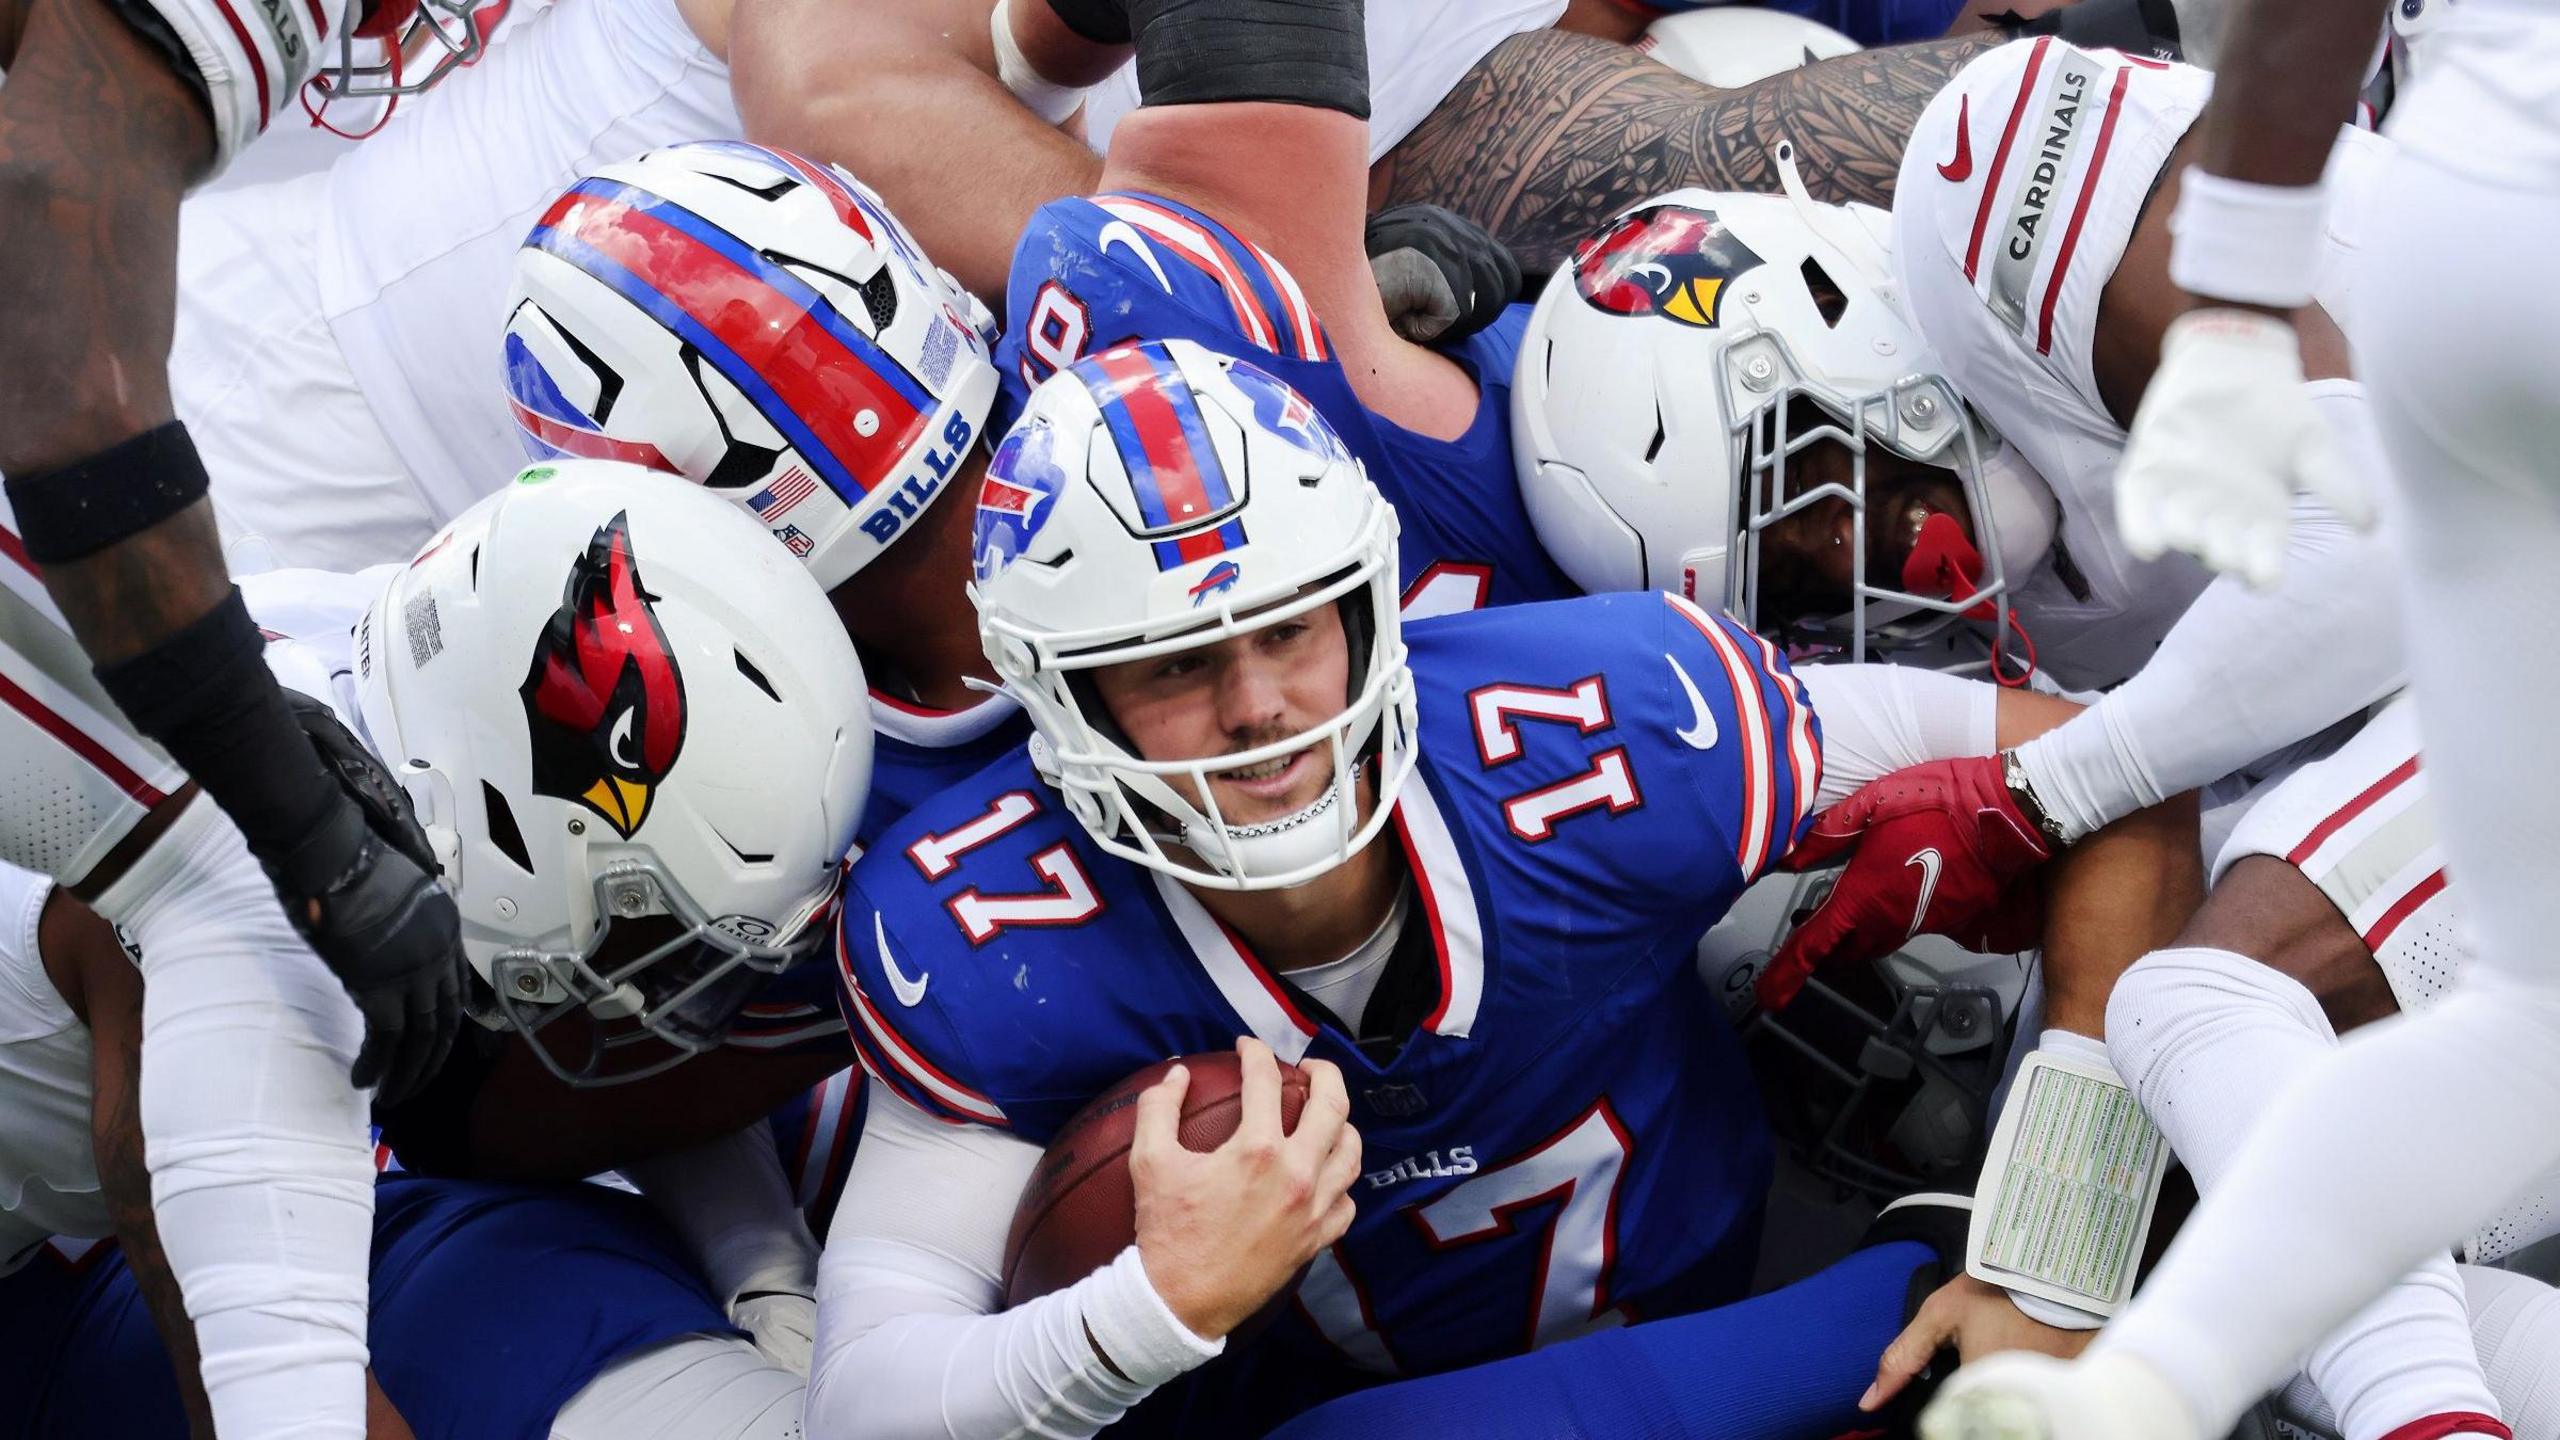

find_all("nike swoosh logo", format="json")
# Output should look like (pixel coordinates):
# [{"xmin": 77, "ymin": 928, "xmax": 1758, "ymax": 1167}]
[
  {"xmin": 1938, "ymin": 95, "xmax": 1974, "ymax": 183},
  {"xmin": 1904, "ymin": 848, "xmax": 1943, "ymax": 940},
  {"xmin": 1666, "ymin": 653, "xmax": 1719, "ymax": 750},
  {"xmin": 875, "ymin": 911, "xmax": 928, "ymax": 1007},
  {"xmin": 1097, "ymin": 219, "xmax": 1175, "ymax": 294}
]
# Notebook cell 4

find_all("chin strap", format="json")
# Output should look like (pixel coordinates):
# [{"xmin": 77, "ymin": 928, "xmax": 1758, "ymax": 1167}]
[{"xmin": 1903, "ymin": 512, "xmax": 2037, "ymax": 688}]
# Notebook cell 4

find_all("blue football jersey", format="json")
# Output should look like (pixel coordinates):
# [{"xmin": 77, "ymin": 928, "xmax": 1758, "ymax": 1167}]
[
  {"xmin": 992, "ymin": 192, "xmax": 1576, "ymax": 618},
  {"xmin": 839, "ymin": 592, "xmax": 1821, "ymax": 1383},
  {"xmin": 861, "ymin": 692, "xmax": 1034, "ymax": 850},
  {"xmin": 731, "ymin": 690, "xmax": 1031, "ymax": 1048}
]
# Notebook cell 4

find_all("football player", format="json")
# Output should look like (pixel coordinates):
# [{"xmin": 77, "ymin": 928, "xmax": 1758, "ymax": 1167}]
[
  {"xmin": 0, "ymin": 882, "xmax": 807, "ymax": 1438},
  {"xmin": 1503, "ymin": 33, "xmax": 2543, "ymax": 1438},
  {"xmin": 809, "ymin": 330, "xmax": 2163, "ymax": 1438},
  {"xmin": 174, "ymin": 0, "xmax": 1558, "ymax": 576},
  {"xmin": 1926, "ymin": 0, "xmax": 2560, "ymax": 1436},
  {"xmin": 0, "ymin": 459, "xmax": 865, "ymax": 1430},
  {"xmin": 0, "ymin": 0, "xmax": 496, "ymax": 1425}
]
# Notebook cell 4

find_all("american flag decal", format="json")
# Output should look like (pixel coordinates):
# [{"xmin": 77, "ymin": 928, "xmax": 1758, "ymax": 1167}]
[{"xmin": 751, "ymin": 466, "xmax": 820, "ymax": 521}]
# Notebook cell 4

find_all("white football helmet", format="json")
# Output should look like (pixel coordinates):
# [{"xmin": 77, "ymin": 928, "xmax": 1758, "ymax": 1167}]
[
  {"xmin": 1641, "ymin": 8, "xmax": 1859, "ymax": 88},
  {"xmin": 1513, "ymin": 161, "xmax": 2055, "ymax": 664},
  {"xmin": 354, "ymin": 458, "xmax": 872, "ymax": 1085},
  {"xmin": 503, "ymin": 141, "xmax": 1000, "ymax": 593},
  {"xmin": 972, "ymin": 339, "xmax": 1414, "ymax": 892}
]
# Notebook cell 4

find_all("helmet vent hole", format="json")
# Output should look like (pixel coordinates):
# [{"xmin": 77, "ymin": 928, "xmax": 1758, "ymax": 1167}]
[
  {"xmin": 483, "ymin": 782, "xmax": 534, "ymax": 875},
  {"xmin": 855, "ymin": 266, "xmax": 900, "ymax": 334},
  {"xmin": 1800, "ymin": 257, "xmax": 1850, "ymax": 329},
  {"xmin": 768, "ymin": 255, "xmax": 899, "ymax": 335},
  {"xmin": 734, "ymin": 649, "xmax": 781, "ymax": 703},
  {"xmin": 468, "ymin": 545, "xmax": 481, "ymax": 590},
  {"xmin": 1644, "ymin": 400, "xmax": 1668, "ymax": 465},
  {"xmin": 702, "ymin": 170, "xmax": 796, "ymax": 202},
  {"xmin": 716, "ymin": 829, "xmax": 775, "ymax": 865}
]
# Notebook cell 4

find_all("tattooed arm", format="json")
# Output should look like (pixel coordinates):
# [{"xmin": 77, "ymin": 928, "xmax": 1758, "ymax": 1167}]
[
  {"xmin": 1382, "ymin": 27, "xmax": 2002, "ymax": 276},
  {"xmin": 0, "ymin": 0, "xmax": 226, "ymax": 653}
]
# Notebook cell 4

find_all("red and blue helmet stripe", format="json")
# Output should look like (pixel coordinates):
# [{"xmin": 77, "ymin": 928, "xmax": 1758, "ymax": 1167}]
[
  {"xmin": 1078, "ymin": 343, "xmax": 1250, "ymax": 571},
  {"xmin": 522, "ymin": 176, "xmax": 934, "ymax": 506},
  {"xmin": 502, "ymin": 330, "xmax": 674, "ymax": 469}
]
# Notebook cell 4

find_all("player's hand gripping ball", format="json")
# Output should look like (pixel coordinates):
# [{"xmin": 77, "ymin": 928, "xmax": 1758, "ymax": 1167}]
[{"xmin": 1005, "ymin": 1040, "xmax": 1358, "ymax": 1342}]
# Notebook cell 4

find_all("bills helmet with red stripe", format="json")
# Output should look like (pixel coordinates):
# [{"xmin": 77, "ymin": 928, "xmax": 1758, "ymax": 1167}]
[
  {"xmin": 353, "ymin": 459, "xmax": 872, "ymax": 1086},
  {"xmin": 1513, "ymin": 171, "xmax": 2054, "ymax": 666},
  {"xmin": 972, "ymin": 339, "xmax": 1414, "ymax": 892},
  {"xmin": 503, "ymin": 142, "xmax": 999, "ymax": 592}
]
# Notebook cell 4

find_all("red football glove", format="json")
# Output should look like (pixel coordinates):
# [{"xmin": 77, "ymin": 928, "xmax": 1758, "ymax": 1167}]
[{"xmin": 1754, "ymin": 756, "xmax": 2053, "ymax": 1013}]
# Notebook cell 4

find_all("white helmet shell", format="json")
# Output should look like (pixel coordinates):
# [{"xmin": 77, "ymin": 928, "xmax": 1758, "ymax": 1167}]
[
  {"xmin": 503, "ymin": 141, "xmax": 999, "ymax": 593},
  {"xmin": 1513, "ymin": 181, "xmax": 2019, "ymax": 661},
  {"xmin": 1642, "ymin": 8, "xmax": 1860, "ymax": 87},
  {"xmin": 355, "ymin": 458, "xmax": 872, "ymax": 1084},
  {"xmin": 972, "ymin": 339, "xmax": 1414, "ymax": 892}
]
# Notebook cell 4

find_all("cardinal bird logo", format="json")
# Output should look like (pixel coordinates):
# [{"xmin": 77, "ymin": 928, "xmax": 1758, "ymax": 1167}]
[
  {"xmin": 1573, "ymin": 204, "xmax": 1767, "ymax": 329},
  {"xmin": 519, "ymin": 511, "xmax": 688, "ymax": 839}
]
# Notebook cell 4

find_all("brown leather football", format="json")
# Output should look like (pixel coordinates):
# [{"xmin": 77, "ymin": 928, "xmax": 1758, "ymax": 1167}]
[{"xmin": 1003, "ymin": 1050, "xmax": 1311, "ymax": 1308}]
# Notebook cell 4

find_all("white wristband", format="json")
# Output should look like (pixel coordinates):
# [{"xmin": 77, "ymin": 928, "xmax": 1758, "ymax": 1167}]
[
  {"xmin": 2167, "ymin": 168, "xmax": 2330, "ymax": 309},
  {"xmin": 1079, "ymin": 1245, "xmax": 1225, "ymax": 1389},
  {"xmin": 991, "ymin": 0, "xmax": 1090, "ymax": 126}
]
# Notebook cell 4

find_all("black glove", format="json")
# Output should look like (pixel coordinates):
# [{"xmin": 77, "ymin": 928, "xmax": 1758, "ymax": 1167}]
[
  {"xmin": 1364, "ymin": 203, "xmax": 1522, "ymax": 345},
  {"xmin": 260, "ymin": 692, "xmax": 467, "ymax": 1104}
]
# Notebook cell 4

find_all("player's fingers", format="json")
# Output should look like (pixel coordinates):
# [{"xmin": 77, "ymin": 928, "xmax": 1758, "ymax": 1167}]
[
  {"xmin": 1131, "ymin": 1063, "xmax": 1193, "ymax": 1169},
  {"xmin": 1754, "ymin": 936, "xmax": 1818, "ymax": 1013},
  {"xmin": 1233, "ymin": 1037, "xmax": 1284, "ymax": 1147},
  {"xmin": 1290, "ymin": 1057, "xmax": 1351, "ymax": 1156},
  {"xmin": 1314, "ymin": 1115, "xmax": 1363, "ymax": 1202},
  {"xmin": 2113, "ymin": 462, "xmax": 2170, "ymax": 562},
  {"xmin": 1778, "ymin": 817, "xmax": 1864, "ymax": 873},
  {"xmin": 348, "ymin": 987, "xmax": 403, "ymax": 1094},
  {"xmin": 1861, "ymin": 1293, "xmax": 1956, "ymax": 1411},
  {"xmin": 1318, "ymin": 1192, "xmax": 1358, "ymax": 1247}
]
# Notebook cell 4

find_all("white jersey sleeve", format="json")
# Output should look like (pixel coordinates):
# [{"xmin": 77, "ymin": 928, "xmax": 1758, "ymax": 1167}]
[
  {"xmin": 808, "ymin": 1085, "xmax": 1222, "ymax": 1440},
  {"xmin": 129, "ymin": 0, "xmax": 336, "ymax": 173},
  {"xmin": 0, "ymin": 863, "xmax": 111, "ymax": 1274}
]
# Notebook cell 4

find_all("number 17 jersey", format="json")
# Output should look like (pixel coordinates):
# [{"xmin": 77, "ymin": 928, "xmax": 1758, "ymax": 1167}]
[{"xmin": 838, "ymin": 592, "xmax": 1821, "ymax": 1385}]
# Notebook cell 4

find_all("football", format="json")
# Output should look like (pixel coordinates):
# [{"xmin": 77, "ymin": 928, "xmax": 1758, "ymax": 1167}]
[{"xmin": 1002, "ymin": 1050, "xmax": 1312, "ymax": 1309}]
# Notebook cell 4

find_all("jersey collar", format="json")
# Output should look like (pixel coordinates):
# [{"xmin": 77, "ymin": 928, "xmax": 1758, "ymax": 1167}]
[{"xmin": 1149, "ymin": 778, "xmax": 1486, "ymax": 1065}]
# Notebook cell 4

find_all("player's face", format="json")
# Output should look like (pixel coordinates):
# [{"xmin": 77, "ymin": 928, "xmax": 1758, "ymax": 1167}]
[
  {"xmin": 1750, "ymin": 432, "xmax": 1975, "ymax": 630},
  {"xmin": 1090, "ymin": 600, "xmax": 1354, "ymax": 827}
]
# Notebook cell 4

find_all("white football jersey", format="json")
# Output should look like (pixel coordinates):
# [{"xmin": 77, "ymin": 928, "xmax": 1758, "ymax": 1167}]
[
  {"xmin": 0, "ymin": 864, "xmax": 108, "ymax": 1274},
  {"xmin": 1889, "ymin": 40, "xmax": 2386, "ymax": 692},
  {"xmin": 0, "ymin": 568, "xmax": 371, "ymax": 1275},
  {"xmin": 188, "ymin": 0, "xmax": 739, "ymax": 565}
]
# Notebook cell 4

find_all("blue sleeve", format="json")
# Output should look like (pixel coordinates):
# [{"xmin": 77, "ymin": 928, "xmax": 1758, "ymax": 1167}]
[
  {"xmin": 1654, "ymin": 592, "xmax": 1824, "ymax": 884},
  {"xmin": 835, "ymin": 870, "xmax": 1015, "ymax": 1131},
  {"xmin": 994, "ymin": 192, "xmax": 1336, "ymax": 432}
]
